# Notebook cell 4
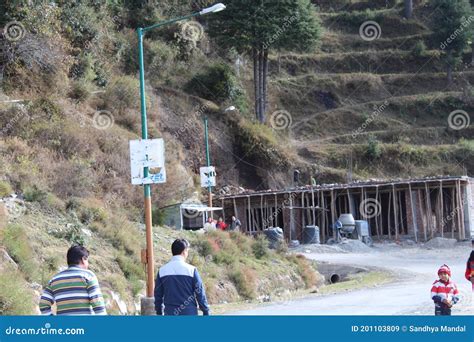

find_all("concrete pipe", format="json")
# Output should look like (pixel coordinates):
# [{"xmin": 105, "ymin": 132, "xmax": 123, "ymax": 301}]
[{"xmin": 329, "ymin": 274, "xmax": 341, "ymax": 284}]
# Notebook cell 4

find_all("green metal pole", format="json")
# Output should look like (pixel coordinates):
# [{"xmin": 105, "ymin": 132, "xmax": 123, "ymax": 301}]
[
  {"xmin": 204, "ymin": 117, "xmax": 213, "ymax": 213},
  {"xmin": 138, "ymin": 28, "xmax": 154, "ymax": 299}
]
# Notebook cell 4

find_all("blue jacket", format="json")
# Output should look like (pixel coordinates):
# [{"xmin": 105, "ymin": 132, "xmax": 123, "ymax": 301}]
[{"xmin": 154, "ymin": 255, "xmax": 210, "ymax": 316}]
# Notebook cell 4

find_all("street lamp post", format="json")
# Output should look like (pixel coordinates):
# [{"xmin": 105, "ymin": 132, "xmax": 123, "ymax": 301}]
[
  {"xmin": 204, "ymin": 117, "xmax": 212, "ymax": 212},
  {"xmin": 137, "ymin": 3, "xmax": 226, "ymax": 314}
]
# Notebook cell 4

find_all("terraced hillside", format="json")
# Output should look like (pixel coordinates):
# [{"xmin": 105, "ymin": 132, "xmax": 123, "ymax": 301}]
[{"xmin": 266, "ymin": 0, "xmax": 474, "ymax": 184}]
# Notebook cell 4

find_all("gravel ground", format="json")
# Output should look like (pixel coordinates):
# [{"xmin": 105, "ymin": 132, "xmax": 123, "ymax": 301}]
[{"xmin": 229, "ymin": 240, "xmax": 473, "ymax": 315}]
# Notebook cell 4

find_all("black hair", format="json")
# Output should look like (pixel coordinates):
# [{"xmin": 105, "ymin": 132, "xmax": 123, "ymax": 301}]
[
  {"xmin": 171, "ymin": 239, "xmax": 190, "ymax": 256},
  {"xmin": 67, "ymin": 245, "xmax": 89, "ymax": 266},
  {"xmin": 469, "ymin": 250, "xmax": 474, "ymax": 263}
]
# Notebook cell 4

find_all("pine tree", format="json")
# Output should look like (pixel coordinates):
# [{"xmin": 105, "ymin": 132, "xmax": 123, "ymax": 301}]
[
  {"xmin": 208, "ymin": 0, "xmax": 321, "ymax": 123},
  {"xmin": 431, "ymin": 0, "xmax": 473, "ymax": 84}
]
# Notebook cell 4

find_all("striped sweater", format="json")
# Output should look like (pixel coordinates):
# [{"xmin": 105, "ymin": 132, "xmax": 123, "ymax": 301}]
[
  {"xmin": 430, "ymin": 278, "xmax": 459, "ymax": 305},
  {"xmin": 39, "ymin": 266, "xmax": 107, "ymax": 315}
]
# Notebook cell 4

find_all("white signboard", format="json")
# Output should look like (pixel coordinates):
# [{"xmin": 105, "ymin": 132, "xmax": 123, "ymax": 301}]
[
  {"xmin": 200, "ymin": 166, "xmax": 216, "ymax": 188},
  {"xmin": 130, "ymin": 139, "xmax": 166, "ymax": 185}
]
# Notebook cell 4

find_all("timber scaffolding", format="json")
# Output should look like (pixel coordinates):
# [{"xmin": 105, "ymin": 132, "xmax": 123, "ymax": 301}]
[{"xmin": 216, "ymin": 176, "xmax": 474, "ymax": 243}]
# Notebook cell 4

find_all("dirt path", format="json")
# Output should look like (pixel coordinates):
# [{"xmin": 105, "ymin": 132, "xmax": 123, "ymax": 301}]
[{"xmin": 229, "ymin": 243, "xmax": 473, "ymax": 315}]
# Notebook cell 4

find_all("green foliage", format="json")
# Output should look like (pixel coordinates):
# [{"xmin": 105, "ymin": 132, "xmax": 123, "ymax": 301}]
[
  {"xmin": 411, "ymin": 40, "xmax": 427, "ymax": 57},
  {"xmin": 366, "ymin": 136, "xmax": 382, "ymax": 160},
  {"xmin": 0, "ymin": 267, "xmax": 35, "ymax": 315},
  {"xmin": 151, "ymin": 207, "xmax": 165, "ymax": 226},
  {"xmin": 1, "ymin": 224, "xmax": 38, "ymax": 282},
  {"xmin": 252, "ymin": 235, "xmax": 269, "ymax": 259},
  {"xmin": 103, "ymin": 76, "xmax": 140, "ymax": 113},
  {"xmin": 185, "ymin": 63, "xmax": 245, "ymax": 105},
  {"xmin": 229, "ymin": 264, "xmax": 257, "ymax": 299},
  {"xmin": 115, "ymin": 253, "xmax": 145, "ymax": 280},
  {"xmin": 431, "ymin": 0, "xmax": 473, "ymax": 61},
  {"xmin": 194, "ymin": 239, "xmax": 214, "ymax": 257},
  {"xmin": 23, "ymin": 185, "xmax": 48, "ymax": 203},
  {"xmin": 0, "ymin": 181, "xmax": 13, "ymax": 197},
  {"xmin": 61, "ymin": 2, "xmax": 100, "ymax": 47},
  {"xmin": 208, "ymin": 0, "xmax": 321, "ymax": 54}
]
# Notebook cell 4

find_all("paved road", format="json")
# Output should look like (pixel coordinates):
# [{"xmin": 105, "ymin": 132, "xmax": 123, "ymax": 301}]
[{"xmin": 229, "ymin": 244, "xmax": 473, "ymax": 315}]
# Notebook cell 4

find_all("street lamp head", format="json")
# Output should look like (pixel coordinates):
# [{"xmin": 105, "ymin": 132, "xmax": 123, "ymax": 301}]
[{"xmin": 200, "ymin": 3, "xmax": 226, "ymax": 15}]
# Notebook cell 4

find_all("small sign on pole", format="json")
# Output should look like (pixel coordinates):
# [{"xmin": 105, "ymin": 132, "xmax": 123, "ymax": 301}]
[
  {"xmin": 200, "ymin": 166, "xmax": 216, "ymax": 188},
  {"xmin": 130, "ymin": 139, "xmax": 166, "ymax": 185}
]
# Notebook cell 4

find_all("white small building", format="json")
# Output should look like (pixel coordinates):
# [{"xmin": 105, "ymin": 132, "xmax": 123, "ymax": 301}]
[{"xmin": 160, "ymin": 202, "xmax": 223, "ymax": 230}]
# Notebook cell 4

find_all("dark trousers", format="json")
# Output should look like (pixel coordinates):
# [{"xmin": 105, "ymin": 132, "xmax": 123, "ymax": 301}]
[{"xmin": 435, "ymin": 305, "xmax": 451, "ymax": 316}]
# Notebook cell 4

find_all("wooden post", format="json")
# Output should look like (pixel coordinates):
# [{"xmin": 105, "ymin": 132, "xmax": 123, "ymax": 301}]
[
  {"xmin": 301, "ymin": 192, "xmax": 305, "ymax": 229},
  {"xmin": 387, "ymin": 191, "xmax": 392, "ymax": 239},
  {"xmin": 221, "ymin": 199, "xmax": 225, "ymax": 221},
  {"xmin": 417, "ymin": 189, "xmax": 427, "ymax": 242},
  {"xmin": 247, "ymin": 196, "xmax": 252, "ymax": 233},
  {"xmin": 392, "ymin": 185, "xmax": 399, "ymax": 241},
  {"xmin": 408, "ymin": 183, "xmax": 417, "ymax": 243},
  {"xmin": 398, "ymin": 190, "xmax": 405, "ymax": 235},
  {"xmin": 321, "ymin": 191, "xmax": 326, "ymax": 242},
  {"xmin": 439, "ymin": 181, "xmax": 444, "ymax": 238},
  {"xmin": 424, "ymin": 183, "xmax": 433, "ymax": 240},
  {"xmin": 451, "ymin": 187, "xmax": 455, "ymax": 239},
  {"xmin": 375, "ymin": 186, "xmax": 380, "ymax": 239},
  {"xmin": 330, "ymin": 189, "xmax": 335, "ymax": 227},
  {"xmin": 260, "ymin": 194, "xmax": 264, "ymax": 229},
  {"xmin": 311, "ymin": 187, "xmax": 316, "ymax": 226},
  {"xmin": 233, "ymin": 198, "xmax": 238, "ymax": 220},
  {"xmin": 274, "ymin": 194, "xmax": 278, "ymax": 227},
  {"xmin": 457, "ymin": 180, "xmax": 465, "ymax": 240}
]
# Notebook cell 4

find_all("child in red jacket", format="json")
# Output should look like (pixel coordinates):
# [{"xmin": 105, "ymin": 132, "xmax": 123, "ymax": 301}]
[
  {"xmin": 431, "ymin": 264, "xmax": 459, "ymax": 316},
  {"xmin": 466, "ymin": 248, "xmax": 474, "ymax": 290}
]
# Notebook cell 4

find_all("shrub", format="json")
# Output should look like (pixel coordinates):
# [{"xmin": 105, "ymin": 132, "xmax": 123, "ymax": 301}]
[
  {"xmin": 411, "ymin": 40, "xmax": 427, "ymax": 57},
  {"xmin": 0, "ymin": 267, "xmax": 35, "ymax": 315},
  {"xmin": 151, "ymin": 207, "xmax": 166, "ymax": 226},
  {"xmin": 229, "ymin": 265, "xmax": 257, "ymax": 299},
  {"xmin": 0, "ymin": 181, "xmax": 13, "ymax": 197},
  {"xmin": 194, "ymin": 239, "xmax": 213, "ymax": 257},
  {"xmin": 23, "ymin": 185, "xmax": 48, "ymax": 203},
  {"xmin": 116, "ymin": 253, "xmax": 145, "ymax": 286},
  {"xmin": 103, "ymin": 76, "xmax": 140, "ymax": 113},
  {"xmin": 287, "ymin": 254, "xmax": 318, "ymax": 288},
  {"xmin": 0, "ymin": 224, "xmax": 38, "ymax": 281},
  {"xmin": 184, "ymin": 63, "xmax": 245, "ymax": 104},
  {"xmin": 69, "ymin": 80, "xmax": 92, "ymax": 102},
  {"xmin": 366, "ymin": 136, "xmax": 381, "ymax": 160},
  {"xmin": 252, "ymin": 235, "xmax": 269, "ymax": 259}
]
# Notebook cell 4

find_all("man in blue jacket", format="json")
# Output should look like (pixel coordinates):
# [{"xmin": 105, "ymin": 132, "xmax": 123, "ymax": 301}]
[{"xmin": 154, "ymin": 239, "xmax": 210, "ymax": 316}]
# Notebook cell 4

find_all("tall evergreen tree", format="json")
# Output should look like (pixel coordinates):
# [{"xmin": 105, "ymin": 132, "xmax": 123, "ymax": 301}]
[
  {"xmin": 404, "ymin": 0, "xmax": 413, "ymax": 19},
  {"xmin": 208, "ymin": 0, "xmax": 321, "ymax": 123},
  {"xmin": 431, "ymin": 0, "xmax": 473, "ymax": 84}
]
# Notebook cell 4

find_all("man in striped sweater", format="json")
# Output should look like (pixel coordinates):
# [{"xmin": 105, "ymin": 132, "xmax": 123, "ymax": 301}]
[
  {"xmin": 431, "ymin": 264, "xmax": 459, "ymax": 316},
  {"xmin": 39, "ymin": 245, "xmax": 107, "ymax": 315}
]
